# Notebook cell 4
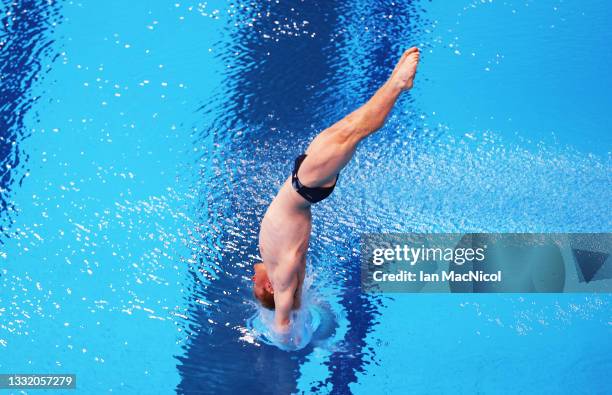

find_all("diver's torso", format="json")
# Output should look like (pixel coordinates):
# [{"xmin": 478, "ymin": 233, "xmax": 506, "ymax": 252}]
[{"xmin": 259, "ymin": 178, "xmax": 311, "ymax": 276}]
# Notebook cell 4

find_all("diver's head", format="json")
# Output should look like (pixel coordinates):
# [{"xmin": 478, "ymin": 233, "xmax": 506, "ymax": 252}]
[{"xmin": 252, "ymin": 263, "xmax": 275, "ymax": 310}]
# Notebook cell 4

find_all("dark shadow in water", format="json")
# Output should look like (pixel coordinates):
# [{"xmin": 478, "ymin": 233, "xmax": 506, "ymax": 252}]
[
  {"xmin": 176, "ymin": 1, "xmax": 340, "ymax": 392},
  {"xmin": 0, "ymin": 0, "xmax": 61, "ymax": 239},
  {"xmin": 177, "ymin": 1, "xmax": 422, "ymax": 393},
  {"xmin": 311, "ymin": 257, "xmax": 383, "ymax": 394}
]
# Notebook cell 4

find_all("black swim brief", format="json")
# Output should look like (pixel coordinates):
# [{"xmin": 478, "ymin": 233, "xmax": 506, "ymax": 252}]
[{"xmin": 291, "ymin": 154, "xmax": 339, "ymax": 204}]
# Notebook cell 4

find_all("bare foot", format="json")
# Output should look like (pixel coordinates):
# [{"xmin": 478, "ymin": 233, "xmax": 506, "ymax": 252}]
[{"xmin": 390, "ymin": 47, "xmax": 420, "ymax": 91}]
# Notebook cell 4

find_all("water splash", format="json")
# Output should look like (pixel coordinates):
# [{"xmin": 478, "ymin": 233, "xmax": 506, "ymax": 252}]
[{"xmin": 245, "ymin": 275, "xmax": 340, "ymax": 351}]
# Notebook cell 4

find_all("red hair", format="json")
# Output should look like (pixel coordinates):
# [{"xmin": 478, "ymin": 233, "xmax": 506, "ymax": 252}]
[{"xmin": 254, "ymin": 288, "xmax": 275, "ymax": 310}]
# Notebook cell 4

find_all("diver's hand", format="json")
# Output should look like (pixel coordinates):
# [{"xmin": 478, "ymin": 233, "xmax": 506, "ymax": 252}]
[
  {"xmin": 293, "ymin": 332, "xmax": 301, "ymax": 347},
  {"xmin": 274, "ymin": 321, "xmax": 290, "ymax": 335},
  {"xmin": 271, "ymin": 322, "xmax": 292, "ymax": 345},
  {"xmin": 271, "ymin": 322, "xmax": 302, "ymax": 349}
]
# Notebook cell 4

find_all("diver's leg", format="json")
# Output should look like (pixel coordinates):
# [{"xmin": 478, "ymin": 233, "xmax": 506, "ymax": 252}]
[{"xmin": 297, "ymin": 47, "xmax": 420, "ymax": 188}]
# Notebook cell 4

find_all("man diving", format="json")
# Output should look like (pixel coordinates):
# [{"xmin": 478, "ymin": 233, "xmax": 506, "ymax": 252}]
[{"xmin": 252, "ymin": 47, "xmax": 421, "ymax": 332}]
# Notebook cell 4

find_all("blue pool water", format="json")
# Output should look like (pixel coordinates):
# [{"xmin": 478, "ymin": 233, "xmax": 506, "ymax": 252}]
[{"xmin": 0, "ymin": 0, "xmax": 611, "ymax": 394}]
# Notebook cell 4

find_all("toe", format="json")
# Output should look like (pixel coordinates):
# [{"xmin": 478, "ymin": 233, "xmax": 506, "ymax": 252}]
[{"xmin": 400, "ymin": 47, "xmax": 416, "ymax": 59}]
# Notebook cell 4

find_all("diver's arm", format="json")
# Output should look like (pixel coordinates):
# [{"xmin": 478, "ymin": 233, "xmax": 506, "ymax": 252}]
[
  {"xmin": 273, "ymin": 273, "xmax": 298, "ymax": 332},
  {"xmin": 292, "ymin": 265, "xmax": 305, "ymax": 310}
]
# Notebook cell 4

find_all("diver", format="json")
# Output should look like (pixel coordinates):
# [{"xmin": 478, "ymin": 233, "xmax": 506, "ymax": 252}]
[{"xmin": 252, "ymin": 47, "xmax": 421, "ymax": 332}]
